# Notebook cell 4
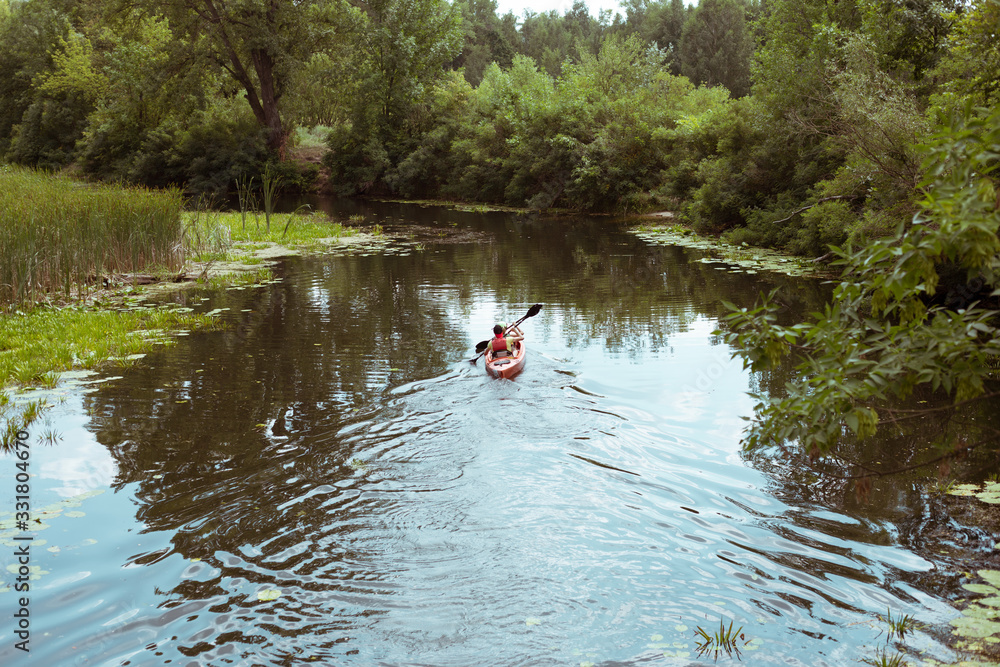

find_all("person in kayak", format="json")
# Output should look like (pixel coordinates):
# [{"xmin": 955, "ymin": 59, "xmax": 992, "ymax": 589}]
[{"xmin": 489, "ymin": 323, "xmax": 523, "ymax": 358}]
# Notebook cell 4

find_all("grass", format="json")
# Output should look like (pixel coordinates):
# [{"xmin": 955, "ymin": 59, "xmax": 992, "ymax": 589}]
[
  {"xmin": 879, "ymin": 608, "xmax": 923, "ymax": 643},
  {"xmin": 0, "ymin": 304, "xmax": 224, "ymax": 450},
  {"xmin": 862, "ymin": 648, "xmax": 908, "ymax": 667},
  {"xmin": 0, "ymin": 165, "xmax": 184, "ymax": 308},
  {"xmin": 694, "ymin": 618, "xmax": 748, "ymax": 660},
  {"xmin": 183, "ymin": 210, "xmax": 354, "ymax": 256},
  {"xmin": 0, "ymin": 305, "xmax": 223, "ymax": 390},
  {"xmin": 293, "ymin": 125, "xmax": 332, "ymax": 149},
  {"xmin": 198, "ymin": 267, "xmax": 276, "ymax": 290}
]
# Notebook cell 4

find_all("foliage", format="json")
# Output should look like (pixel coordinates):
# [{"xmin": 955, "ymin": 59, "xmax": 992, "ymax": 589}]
[
  {"xmin": 0, "ymin": 165, "xmax": 184, "ymax": 307},
  {"xmin": 382, "ymin": 36, "xmax": 726, "ymax": 211},
  {"xmin": 450, "ymin": 0, "xmax": 517, "ymax": 85},
  {"xmin": 719, "ymin": 106, "xmax": 1000, "ymax": 476},
  {"xmin": 0, "ymin": 0, "xmax": 993, "ymax": 242},
  {"xmin": 146, "ymin": 0, "xmax": 355, "ymax": 157},
  {"xmin": 123, "ymin": 101, "xmax": 272, "ymax": 197},
  {"xmin": 693, "ymin": 618, "xmax": 748, "ymax": 660},
  {"xmin": 517, "ymin": 1, "xmax": 610, "ymax": 77},
  {"xmin": 679, "ymin": 0, "xmax": 752, "ymax": 97},
  {"xmin": 928, "ymin": 0, "xmax": 1000, "ymax": 112},
  {"xmin": 323, "ymin": 0, "xmax": 463, "ymax": 195}
]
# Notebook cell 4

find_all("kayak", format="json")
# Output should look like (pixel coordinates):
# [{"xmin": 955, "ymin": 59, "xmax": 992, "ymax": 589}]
[{"xmin": 484, "ymin": 340, "xmax": 526, "ymax": 379}]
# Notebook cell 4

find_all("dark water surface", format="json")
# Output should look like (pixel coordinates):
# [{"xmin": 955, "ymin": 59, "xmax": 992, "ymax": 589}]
[{"xmin": 0, "ymin": 202, "xmax": 980, "ymax": 665}]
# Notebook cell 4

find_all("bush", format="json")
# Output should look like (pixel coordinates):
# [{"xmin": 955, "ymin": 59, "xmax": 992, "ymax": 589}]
[
  {"xmin": 6, "ymin": 93, "xmax": 91, "ymax": 170},
  {"xmin": 89, "ymin": 108, "xmax": 271, "ymax": 199}
]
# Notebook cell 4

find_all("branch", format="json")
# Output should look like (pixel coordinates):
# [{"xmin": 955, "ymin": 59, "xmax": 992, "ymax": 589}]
[
  {"xmin": 829, "ymin": 432, "xmax": 997, "ymax": 481},
  {"xmin": 771, "ymin": 195, "xmax": 860, "ymax": 225},
  {"xmin": 880, "ymin": 390, "xmax": 1000, "ymax": 422}
]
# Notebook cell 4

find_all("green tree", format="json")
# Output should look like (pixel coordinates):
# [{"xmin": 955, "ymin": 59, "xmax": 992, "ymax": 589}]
[
  {"xmin": 450, "ymin": 0, "xmax": 516, "ymax": 85},
  {"xmin": 679, "ymin": 0, "xmax": 753, "ymax": 97},
  {"xmin": 720, "ymin": 106, "xmax": 1000, "ymax": 484},
  {"xmin": 620, "ymin": 0, "xmax": 689, "ymax": 74},
  {"xmin": 323, "ymin": 0, "xmax": 462, "ymax": 194},
  {"xmin": 0, "ymin": 0, "xmax": 92, "ymax": 166},
  {"xmin": 517, "ymin": 2, "xmax": 608, "ymax": 77},
  {"xmin": 147, "ymin": 0, "xmax": 352, "ymax": 158},
  {"xmin": 929, "ymin": 0, "xmax": 1000, "ymax": 112}
]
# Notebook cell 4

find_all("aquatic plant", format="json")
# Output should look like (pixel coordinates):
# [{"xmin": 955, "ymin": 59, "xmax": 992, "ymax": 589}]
[
  {"xmin": 694, "ymin": 618, "xmax": 747, "ymax": 659},
  {"xmin": 0, "ymin": 166, "xmax": 183, "ymax": 308},
  {"xmin": 261, "ymin": 162, "xmax": 281, "ymax": 233},
  {"xmin": 878, "ymin": 608, "xmax": 923, "ymax": 643},
  {"xmin": 944, "ymin": 481, "xmax": 1000, "ymax": 505},
  {"xmin": 862, "ymin": 647, "xmax": 907, "ymax": 667},
  {"xmin": 948, "ymin": 569, "xmax": 1000, "ymax": 658},
  {"xmin": 0, "ymin": 305, "xmax": 221, "ymax": 390},
  {"xmin": 235, "ymin": 173, "xmax": 258, "ymax": 231}
]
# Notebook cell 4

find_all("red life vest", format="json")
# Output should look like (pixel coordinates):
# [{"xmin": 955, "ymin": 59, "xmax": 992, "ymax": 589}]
[{"xmin": 491, "ymin": 336, "xmax": 509, "ymax": 353}]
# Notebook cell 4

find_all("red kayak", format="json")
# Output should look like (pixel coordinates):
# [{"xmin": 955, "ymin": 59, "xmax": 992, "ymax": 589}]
[{"xmin": 485, "ymin": 340, "xmax": 526, "ymax": 379}]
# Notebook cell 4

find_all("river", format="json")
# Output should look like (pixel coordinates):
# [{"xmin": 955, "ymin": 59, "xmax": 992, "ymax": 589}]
[{"xmin": 0, "ymin": 201, "xmax": 986, "ymax": 665}]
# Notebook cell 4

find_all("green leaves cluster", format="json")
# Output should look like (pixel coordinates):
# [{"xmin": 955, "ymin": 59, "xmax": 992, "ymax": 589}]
[
  {"xmin": 334, "ymin": 33, "xmax": 731, "ymax": 210},
  {"xmin": 720, "ymin": 105, "xmax": 1000, "ymax": 465}
]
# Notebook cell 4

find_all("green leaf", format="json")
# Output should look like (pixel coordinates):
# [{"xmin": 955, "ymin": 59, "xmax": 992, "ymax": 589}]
[
  {"xmin": 978, "ymin": 570, "xmax": 1000, "ymax": 588},
  {"xmin": 962, "ymin": 583, "xmax": 1000, "ymax": 595},
  {"xmin": 257, "ymin": 589, "xmax": 281, "ymax": 602}
]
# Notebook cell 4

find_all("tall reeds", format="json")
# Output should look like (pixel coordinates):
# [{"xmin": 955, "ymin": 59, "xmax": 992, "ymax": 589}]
[{"xmin": 0, "ymin": 165, "xmax": 184, "ymax": 307}]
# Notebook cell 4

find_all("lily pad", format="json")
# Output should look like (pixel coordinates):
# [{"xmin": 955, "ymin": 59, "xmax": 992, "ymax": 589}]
[
  {"xmin": 960, "ymin": 604, "xmax": 1000, "ymax": 620},
  {"xmin": 951, "ymin": 615, "xmax": 1000, "ymax": 638},
  {"xmin": 963, "ymin": 583, "xmax": 1000, "ymax": 595},
  {"xmin": 257, "ymin": 589, "xmax": 281, "ymax": 602},
  {"xmin": 979, "ymin": 570, "xmax": 1000, "ymax": 588}
]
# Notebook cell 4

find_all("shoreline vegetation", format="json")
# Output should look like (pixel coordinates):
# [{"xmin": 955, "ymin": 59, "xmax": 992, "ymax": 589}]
[{"xmin": 0, "ymin": 166, "xmax": 372, "ymax": 447}]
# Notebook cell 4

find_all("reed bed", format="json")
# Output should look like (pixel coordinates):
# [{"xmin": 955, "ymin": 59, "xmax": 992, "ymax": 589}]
[{"xmin": 0, "ymin": 165, "xmax": 184, "ymax": 307}]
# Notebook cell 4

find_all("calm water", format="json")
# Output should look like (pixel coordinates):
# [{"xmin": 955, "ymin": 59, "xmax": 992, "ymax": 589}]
[{"xmin": 0, "ymin": 202, "xmax": 985, "ymax": 665}]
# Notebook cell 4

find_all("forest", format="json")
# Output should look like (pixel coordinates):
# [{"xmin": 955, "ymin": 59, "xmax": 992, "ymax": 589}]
[{"xmin": 1, "ymin": 0, "xmax": 996, "ymax": 256}]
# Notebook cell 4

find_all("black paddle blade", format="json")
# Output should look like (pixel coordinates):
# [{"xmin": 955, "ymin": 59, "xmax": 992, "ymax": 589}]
[
  {"xmin": 475, "ymin": 339, "xmax": 490, "ymax": 353},
  {"xmin": 526, "ymin": 303, "xmax": 542, "ymax": 318}
]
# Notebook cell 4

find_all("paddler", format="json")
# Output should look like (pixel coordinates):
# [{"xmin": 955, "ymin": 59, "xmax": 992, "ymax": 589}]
[{"xmin": 489, "ymin": 322, "xmax": 523, "ymax": 358}]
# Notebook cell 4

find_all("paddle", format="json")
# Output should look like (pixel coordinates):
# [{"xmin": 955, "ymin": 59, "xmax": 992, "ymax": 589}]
[{"xmin": 470, "ymin": 303, "xmax": 542, "ymax": 363}]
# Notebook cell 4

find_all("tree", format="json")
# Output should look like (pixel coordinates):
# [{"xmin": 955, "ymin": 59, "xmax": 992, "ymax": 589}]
[
  {"xmin": 450, "ymin": 0, "xmax": 516, "ymax": 85},
  {"xmin": 929, "ymin": 0, "xmax": 1000, "ymax": 112},
  {"xmin": 720, "ymin": 106, "xmax": 1000, "ymax": 488},
  {"xmin": 620, "ymin": 0, "xmax": 689, "ymax": 74},
  {"xmin": 0, "ymin": 0, "xmax": 90, "ymax": 165},
  {"xmin": 323, "ymin": 0, "xmax": 462, "ymax": 194},
  {"xmin": 147, "ymin": 0, "xmax": 352, "ymax": 158},
  {"xmin": 679, "ymin": 0, "xmax": 753, "ymax": 97}
]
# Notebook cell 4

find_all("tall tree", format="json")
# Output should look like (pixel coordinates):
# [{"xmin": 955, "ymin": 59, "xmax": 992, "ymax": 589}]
[
  {"xmin": 679, "ymin": 0, "xmax": 752, "ymax": 97},
  {"xmin": 353, "ymin": 0, "xmax": 462, "ymax": 141},
  {"xmin": 0, "ymin": 0, "xmax": 94, "ymax": 165},
  {"xmin": 323, "ymin": 0, "xmax": 462, "ymax": 194},
  {"xmin": 450, "ymin": 0, "xmax": 516, "ymax": 85},
  {"xmin": 147, "ymin": 0, "xmax": 350, "ymax": 158}
]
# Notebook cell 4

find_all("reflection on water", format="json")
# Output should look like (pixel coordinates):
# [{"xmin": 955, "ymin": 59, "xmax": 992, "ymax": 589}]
[{"xmin": 0, "ymin": 203, "xmax": 978, "ymax": 665}]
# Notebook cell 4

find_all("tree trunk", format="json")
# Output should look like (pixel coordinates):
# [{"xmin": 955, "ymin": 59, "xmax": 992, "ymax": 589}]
[
  {"xmin": 252, "ymin": 48, "xmax": 287, "ymax": 159},
  {"xmin": 200, "ymin": 0, "xmax": 287, "ymax": 159}
]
